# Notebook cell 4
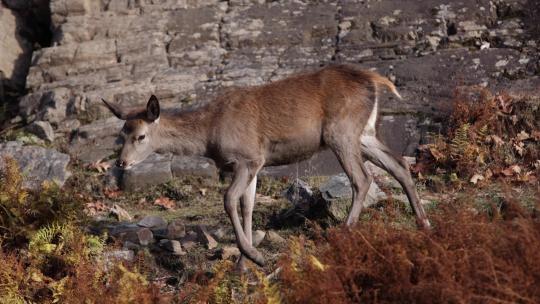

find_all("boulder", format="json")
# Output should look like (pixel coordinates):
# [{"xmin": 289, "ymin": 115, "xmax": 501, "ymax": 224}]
[
  {"xmin": 283, "ymin": 179, "xmax": 315, "ymax": 212},
  {"xmin": 103, "ymin": 249, "xmax": 135, "ymax": 264},
  {"xmin": 319, "ymin": 173, "xmax": 388, "ymax": 222},
  {"xmin": 26, "ymin": 121, "xmax": 55, "ymax": 142},
  {"xmin": 121, "ymin": 153, "xmax": 173, "ymax": 191},
  {"xmin": 39, "ymin": 88, "xmax": 71, "ymax": 124},
  {"xmin": 320, "ymin": 173, "xmax": 388, "ymax": 206},
  {"xmin": 137, "ymin": 228, "xmax": 154, "ymax": 246},
  {"xmin": 137, "ymin": 215, "xmax": 168, "ymax": 229},
  {"xmin": 319, "ymin": 174, "xmax": 352, "ymax": 201},
  {"xmin": 166, "ymin": 219, "xmax": 186, "ymax": 240},
  {"xmin": 0, "ymin": 141, "xmax": 71, "ymax": 189},
  {"xmin": 171, "ymin": 155, "xmax": 218, "ymax": 179},
  {"xmin": 252, "ymin": 230, "xmax": 266, "ymax": 247},
  {"xmin": 108, "ymin": 223, "xmax": 140, "ymax": 237},
  {"xmin": 103, "ymin": 249, "xmax": 135, "ymax": 271},
  {"xmin": 123, "ymin": 241, "xmax": 140, "ymax": 251},
  {"xmin": 180, "ymin": 231, "xmax": 198, "ymax": 250},
  {"xmin": 159, "ymin": 239, "xmax": 186, "ymax": 255},
  {"xmin": 69, "ymin": 117, "xmax": 123, "ymax": 164},
  {"xmin": 218, "ymin": 246, "xmax": 240, "ymax": 260},
  {"xmin": 211, "ymin": 227, "xmax": 226, "ymax": 241},
  {"xmin": 263, "ymin": 230, "xmax": 286, "ymax": 247},
  {"xmin": 195, "ymin": 225, "xmax": 218, "ymax": 249},
  {"xmin": 109, "ymin": 204, "xmax": 132, "ymax": 222}
]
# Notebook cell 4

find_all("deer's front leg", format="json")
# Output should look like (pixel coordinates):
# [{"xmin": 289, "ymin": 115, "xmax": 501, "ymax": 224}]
[
  {"xmin": 224, "ymin": 163, "xmax": 264, "ymax": 266},
  {"xmin": 237, "ymin": 175, "xmax": 257, "ymax": 272}
]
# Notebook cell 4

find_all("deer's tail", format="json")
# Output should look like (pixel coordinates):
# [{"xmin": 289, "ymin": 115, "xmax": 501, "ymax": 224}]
[
  {"xmin": 362, "ymin": 70, "xmax": 401, "ymax": 135},
  {"xmin": 364, "ymin": 70, "xmax": 402, "ymax": 100}
]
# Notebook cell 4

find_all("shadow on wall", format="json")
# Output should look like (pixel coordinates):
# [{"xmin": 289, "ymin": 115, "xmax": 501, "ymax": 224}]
[
  {"xmin": 522, "ymin": 0, "xmax": 540, "ymax": 39},
  {"xmin": 0, "ymin": 0, "xmax": 52, "ymax": 123}
]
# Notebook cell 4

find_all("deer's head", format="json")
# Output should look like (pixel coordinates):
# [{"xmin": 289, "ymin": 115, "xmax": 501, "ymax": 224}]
[{"xmin": 102, "ymin": 95, "xmax": 161, "ymax": 169}]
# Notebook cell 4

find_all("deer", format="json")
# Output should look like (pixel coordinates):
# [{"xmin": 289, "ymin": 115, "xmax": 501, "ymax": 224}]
[{"xmin": 102, "ymin": 64, "xmax": 431, "ymax": 270}]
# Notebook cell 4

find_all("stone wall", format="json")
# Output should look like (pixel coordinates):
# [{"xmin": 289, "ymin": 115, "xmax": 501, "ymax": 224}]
[
  {"xmin": 4, "ymin": 0, "xmax": 540, "ymax": 176},
  {"xmin": 0, "ymin": 3, "xmax": 31, "ymax": 92},
  {"xmin": 0, "ymin": 0, "xmax": 51, "ymax": 119}
]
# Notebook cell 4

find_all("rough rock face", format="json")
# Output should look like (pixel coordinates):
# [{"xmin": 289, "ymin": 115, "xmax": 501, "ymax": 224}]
[
  {"xmin": 0, "ymin": 4, "xmax": 31, "ymax": 89},
  {"xmin": 121, "ymin": 152, "xmax": 218, "ymax": 191},
  {"xmin": 0, "ymin": 0, "xmax": 51, "ymax": 96},
  {"xmin": 3, "ymin": 0, "xmax": 540, "ymax": 184},
  {"xmin": 0, "ymin": 141, "xmax": 71, "ymax": 189}
]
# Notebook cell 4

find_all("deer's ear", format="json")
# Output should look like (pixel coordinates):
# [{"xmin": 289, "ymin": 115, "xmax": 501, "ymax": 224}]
[
  {"xmin": 101, "ymin": 98, "xmax": 127, "ymax": 120},
  {"xmin": 146, "ymin": 95, "xmax": 160, "ymax": 122}
]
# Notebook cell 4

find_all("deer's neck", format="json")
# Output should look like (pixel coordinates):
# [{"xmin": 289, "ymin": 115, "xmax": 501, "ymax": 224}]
[{"xmin": 154, "ymin": 108, "xmax": 212, "ymax": 157}]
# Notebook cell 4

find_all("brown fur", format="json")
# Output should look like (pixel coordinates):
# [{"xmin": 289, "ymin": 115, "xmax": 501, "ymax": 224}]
[
  {"xmin": 103, "ymin": 64, "xmax": 430, "ymax": 268},
  {"xmin": 155, "ymin": 65, "xmax": 375, "ymax": 166}
]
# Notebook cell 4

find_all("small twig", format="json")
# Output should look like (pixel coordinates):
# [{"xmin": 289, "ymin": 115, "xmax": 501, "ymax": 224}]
[
  {"xmin": 266, "ymin": 266, "xmax": 282, "ymax": 281},
  {"xmin": 471, "ymin": 294, "xmax": 526, "ymax": 304},
  {"xmin": 356, "ymin": 230, "xmax": 391, "ymax": 264}
]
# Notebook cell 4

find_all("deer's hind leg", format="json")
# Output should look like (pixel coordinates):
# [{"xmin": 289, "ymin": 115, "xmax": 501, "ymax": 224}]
[
  {"xmin": 360, "ymin": 135, "xmax": 431, "ymax": 229},
  {"xmin": 236, "ymin": 175, "xmax": 257, "ymax": 272},
  {"xmin": 325, "ymin": 125, "xmax": 373, "ymax": 226},
  {"xmin": 224, "ymin": 160, "xmax": 265, "ymax": 266}
]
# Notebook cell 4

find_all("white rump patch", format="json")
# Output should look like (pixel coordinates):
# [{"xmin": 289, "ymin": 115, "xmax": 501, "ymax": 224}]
[{"xmin": 363, "ymin": 97, "xmax": 378, "ymax": 136}]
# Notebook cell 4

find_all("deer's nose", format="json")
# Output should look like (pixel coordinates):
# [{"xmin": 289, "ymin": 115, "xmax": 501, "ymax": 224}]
[{"xmin": 116, "ymin": 159, "xmax": 127, "ymax": 168}]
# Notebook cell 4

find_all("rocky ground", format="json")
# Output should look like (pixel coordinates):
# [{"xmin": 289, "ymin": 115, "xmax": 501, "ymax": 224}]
[{"xmin": 59, "ymin": 153, "xmax": 422, "ymax": 272}]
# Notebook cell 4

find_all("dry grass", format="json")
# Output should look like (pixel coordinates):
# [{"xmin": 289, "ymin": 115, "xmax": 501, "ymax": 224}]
[
  {"xmin": 414, "ymin": 88, "xmax": 539, "ymax": 188},
  {"xmin": 276, "ymin": 88, "xmax": 540, "ymax": 304},
  {"xmin": 278, "ymin": 195, "xmax": 540, "ymax": 304}
]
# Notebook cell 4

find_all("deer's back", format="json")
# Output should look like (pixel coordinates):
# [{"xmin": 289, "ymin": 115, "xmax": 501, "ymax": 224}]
[{"xmin": 209, "ymin": 65, "xmax": 375, "ymax": 166}]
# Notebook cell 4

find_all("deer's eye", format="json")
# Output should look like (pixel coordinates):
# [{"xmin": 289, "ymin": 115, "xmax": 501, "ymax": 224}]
[{"xmin": 137, "ymin": 135, "xmax": 146, "ymax": 141}]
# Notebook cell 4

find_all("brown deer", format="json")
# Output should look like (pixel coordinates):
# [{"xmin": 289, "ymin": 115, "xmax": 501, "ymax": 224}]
[{"xmin": 102, "ymin": 64, "xmax": 431, "ymax": 269}]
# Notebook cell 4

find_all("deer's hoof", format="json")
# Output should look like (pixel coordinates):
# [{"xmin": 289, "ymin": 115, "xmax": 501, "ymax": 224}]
[
  {"xmin": 419, "ymin": 218, "xmax": 432, "ymax": 230},
  {"xmin": 239, "ymin": 246, "xmax": 265, "ymax": 267},
  {"xmin": 252, "ymin": 250, "xmax": 265, "ymax": 267}
]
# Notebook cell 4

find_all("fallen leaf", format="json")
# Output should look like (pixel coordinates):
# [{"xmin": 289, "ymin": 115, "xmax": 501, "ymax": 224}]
[
  {"xmin": 486, "ymin": 135, "xmax": 504, "ymax": 147},
  {"xmin": 104, "ymin": 189, "xmax": 122, "ymax": 199},
  {"xmin": 484, "ymin": 169, "xmax": 493, "ymax": 179},
  {"xmin": 497, "ymin": 95, "xmax": 513, "ymax": 114},
  {"xmin": 532, "ymin": 131, "xmax": 540, "ymax": 141},
  {"xmin": 516, "ymin": 130, "xmax": 530, "ymax": 141},
  {"xmin": 511, "ymin": 115, "xmax": 518, "ymax": 125},
  {"xmin": 501, "ymin": 165, "xmax": 521, "ymax": 176},
  {"xmin": 513, "ymin": 142, "xmax": 525, "ymax": 156},
  {"xmin": 88, "ymin": 160, "xmax": 111, "ymax": 173},
  {"xmin": 30, "ymin": 272, "xmax": 43, "ymax": 282},
  {"xmin": 518, "ymin": 171, "xmax": 537, "ymax": 183},
  {"xmin": 428, "ymin": 147, "xmax": 445, "ymax": 161},
  {"xmin": 410, "ymin": 162, "xmax": 431, "ymax": 175},
  {"xmin": 84, "ymin": 200, "xmax": 108, "ymax": 216},
  {"xmin": 511, "ymin": 165, "xmax": 522, "ymax": 174},
  {"xmin": 470, "ymin": 174, "xmax": 484, "ymax": 184},
  {"xmin": 154, "ymin": 197, "xmax": 176, "ymax": 210}
]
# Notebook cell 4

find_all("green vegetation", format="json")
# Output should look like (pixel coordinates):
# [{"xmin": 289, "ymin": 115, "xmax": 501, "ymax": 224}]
[{"xmin": 0, "ymin": 157, "xmax": 158, "ymax": 303}]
